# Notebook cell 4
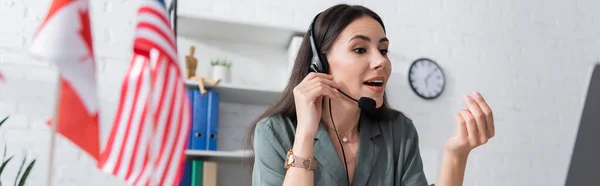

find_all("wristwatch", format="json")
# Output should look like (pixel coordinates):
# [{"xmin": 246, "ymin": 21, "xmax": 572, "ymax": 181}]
[{"xmin": 285, "ymin": 149, "xmax": 318, "ymax": 170}]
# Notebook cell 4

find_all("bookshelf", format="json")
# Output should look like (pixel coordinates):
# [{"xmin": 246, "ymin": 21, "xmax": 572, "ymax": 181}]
[{"xmin": 171, "ymin": 1, "xmax": 304, "ymax": 185}]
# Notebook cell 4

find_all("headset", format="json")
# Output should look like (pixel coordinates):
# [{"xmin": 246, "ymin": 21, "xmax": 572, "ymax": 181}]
[{"xmin": 307, "ymin": 12, "xmax": 378, "ymax": 186}]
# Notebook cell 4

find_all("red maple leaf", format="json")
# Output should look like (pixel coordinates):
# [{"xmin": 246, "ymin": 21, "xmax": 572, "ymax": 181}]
[{"xmin": 78, "ymin": 9, "xmax": 94, "ymax": 63}]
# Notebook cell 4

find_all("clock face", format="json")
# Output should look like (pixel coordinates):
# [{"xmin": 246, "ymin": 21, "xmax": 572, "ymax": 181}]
[{"xmin": 408, "ymin": 58, "xmax": 445, "ymax": 99}]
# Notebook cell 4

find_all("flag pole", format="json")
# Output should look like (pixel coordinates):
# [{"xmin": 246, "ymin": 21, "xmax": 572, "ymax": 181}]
[{"xmin": 47, "ymin": 69, "xmax": 61, "ymax": 186}]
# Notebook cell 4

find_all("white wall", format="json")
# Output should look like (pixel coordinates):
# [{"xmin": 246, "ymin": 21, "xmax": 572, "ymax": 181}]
[{"xmin": 0, "ymin": 0, "xmax": 598, "ymax": 185}]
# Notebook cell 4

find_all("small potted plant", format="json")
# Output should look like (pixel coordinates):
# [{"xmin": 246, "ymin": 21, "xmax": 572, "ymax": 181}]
[{"xmin": 210, "ymin": 59, "xmax": 232, "ymax": 83}]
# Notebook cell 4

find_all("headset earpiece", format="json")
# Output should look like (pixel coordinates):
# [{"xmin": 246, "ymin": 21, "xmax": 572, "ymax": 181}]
[
  {"xmin": 308, "ymin": 13, "xmax": 329, "ymax": 74},
  {"xmin": 318, "ymin": 53, "xmax": 329, "ymax": 74}
]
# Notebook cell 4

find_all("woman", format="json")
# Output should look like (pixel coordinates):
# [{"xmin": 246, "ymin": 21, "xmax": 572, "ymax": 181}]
[{"xmin": 247, "ymin": 4, "xmax": 495, "ymax": 186}]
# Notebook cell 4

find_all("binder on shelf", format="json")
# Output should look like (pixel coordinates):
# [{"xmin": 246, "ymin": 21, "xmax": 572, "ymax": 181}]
[
  {"xmin": 187, "ymin": 90, "xmax": 196, "ymax": 151},
  {"xmin": 190, "ymin": 89, "xmax": 208, "ymax": 150},
  {"xmin": 204, "ymin": 91, "xmax": 219, "ymax": 186},
  {"xmin": 188, "ymin": 89, "xmax": 195, "ymax": 110},
  {"xmin": 202, "ymin": 161, "xmax": 218, "ymax": 186},
  {"xmin": 191, "ymin": 160, "xmax": 204, "ymax": 186},
  {"xmin": 206, "ymin": 91, "xmax": 219, "ymax": 151}
]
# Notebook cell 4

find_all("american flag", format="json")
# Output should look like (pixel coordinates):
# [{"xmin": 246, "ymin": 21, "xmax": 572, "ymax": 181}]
[{"xmin": 97, "ymin": 0, "xmax": 191, "ymax": 185}]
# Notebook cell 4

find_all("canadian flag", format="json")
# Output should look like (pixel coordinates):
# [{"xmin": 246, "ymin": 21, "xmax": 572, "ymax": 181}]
[{"xmin": 31, "ymin": 0, "xmax": 100, "ymax": 161}]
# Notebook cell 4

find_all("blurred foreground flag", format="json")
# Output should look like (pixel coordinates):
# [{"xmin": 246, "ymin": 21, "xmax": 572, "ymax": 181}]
[
  {"xmin": 97, "ymin": 0, "xmax": 191, "ymax": 185},
  {"xmin": 30, "ymin": 0, "xmax": 100, "ymax": 161}
]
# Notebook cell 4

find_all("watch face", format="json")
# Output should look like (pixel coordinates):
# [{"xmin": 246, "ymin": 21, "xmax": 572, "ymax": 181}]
[
  {"xmin": 287, "ymin": 155, "xmax": 295, "ymax": 164},
  {"xmin": 408, "ymin": 58, "xmax": 445, "ymax": 99}
]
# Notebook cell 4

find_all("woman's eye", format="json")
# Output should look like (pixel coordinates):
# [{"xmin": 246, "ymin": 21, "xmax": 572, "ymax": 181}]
[
  {"xmin": 353, "ymin": 48, "xmax": 366, "ymax": 54},
  {"xmin": 379, "ymin": 49, "xmax": 388, "ymax": 55}
]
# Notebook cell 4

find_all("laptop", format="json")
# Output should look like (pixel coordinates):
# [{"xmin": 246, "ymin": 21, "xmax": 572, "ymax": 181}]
[{"xmin": 565, "ymin": 63, "xmax": 600, "ymax": 185}]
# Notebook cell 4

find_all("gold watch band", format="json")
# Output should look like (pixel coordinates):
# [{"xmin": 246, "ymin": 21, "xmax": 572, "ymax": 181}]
[{"xmin": 285, "ymin": 149, "xmax": 318, "ymax": 170}]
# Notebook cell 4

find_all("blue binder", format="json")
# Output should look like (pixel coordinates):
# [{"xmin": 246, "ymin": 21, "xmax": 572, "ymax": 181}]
[
  {"xmin": 190, "ymin": 89, "xmax": 208, "ymax": 150},
  {"xmin": 206, "ymin": 92, "xmax": 219, "ymax": 150},
  {"xmin": 187, "ymin": 89, "xmax": 195, "ymax": 111},
  {"xmin": 187, "ymin": 89, "xmax": 196, "ymax": 149}
]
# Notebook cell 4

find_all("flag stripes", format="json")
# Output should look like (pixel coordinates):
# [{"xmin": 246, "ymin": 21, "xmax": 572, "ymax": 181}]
[
  {"xmin": 99, "ymin": 54, "xmax": 153, "ymax": 182},
  {"xmin": 98, "ymin": 0, "xmax": 191, "ymax": 185}
]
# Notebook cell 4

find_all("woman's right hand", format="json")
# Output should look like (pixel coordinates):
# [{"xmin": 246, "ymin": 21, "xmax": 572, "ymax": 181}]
[{"xmin": 293, "ymin": 72, "xmax": 341, "ymax": 139}]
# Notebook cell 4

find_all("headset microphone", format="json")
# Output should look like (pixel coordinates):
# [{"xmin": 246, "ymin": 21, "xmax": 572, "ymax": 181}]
[{"xmin": 336, "ymin": 88, "xmax": 378, "ymax": 116}]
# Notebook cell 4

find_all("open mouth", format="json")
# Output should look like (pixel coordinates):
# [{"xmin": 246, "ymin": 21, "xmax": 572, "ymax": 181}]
[{"xmin": 363, "ymin": 80, "xmax": 384, "ymax": 87}]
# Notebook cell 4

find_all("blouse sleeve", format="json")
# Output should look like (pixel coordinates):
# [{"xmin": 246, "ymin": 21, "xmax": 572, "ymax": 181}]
[
  {"xmin": 251, "ymin": 117, "xmax": 287, "ymax": 186},
  {"xmin": 396, "ymin": 115, "xmax": 436, "ymax": 186}
]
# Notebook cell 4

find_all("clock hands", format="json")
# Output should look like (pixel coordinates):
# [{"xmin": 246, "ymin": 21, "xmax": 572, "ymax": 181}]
[{"xmin": 424, "ymin": 69, "xmax": 436, "ymax": 88}]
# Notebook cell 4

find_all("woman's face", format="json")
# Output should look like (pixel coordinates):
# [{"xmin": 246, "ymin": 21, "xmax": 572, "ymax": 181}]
[{"xmin": 326, "ymin": 16, "xmax": 391, "ymax": 108}]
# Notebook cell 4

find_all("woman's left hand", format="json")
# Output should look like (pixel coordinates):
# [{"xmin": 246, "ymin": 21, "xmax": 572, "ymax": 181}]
[{"xmin": 444, "ymin": 91, "xmax": 495, "ymax": 157}]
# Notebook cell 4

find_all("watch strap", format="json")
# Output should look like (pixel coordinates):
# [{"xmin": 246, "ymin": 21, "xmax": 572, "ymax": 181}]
[{"xmin": 285, "ymin": 149, "xmax": 318, "ymax": 170}]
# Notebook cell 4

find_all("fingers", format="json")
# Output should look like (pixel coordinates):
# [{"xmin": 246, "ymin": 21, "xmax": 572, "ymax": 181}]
[
  {"xmin": 307, "ymin": 74, "xmax": 342, "ymax": 90},
  {"xmin": 463, "ymin": 94, "xmax": 488, "ymax": 144},
  {"xmin": 471, "ymin": 91, "xmax": 494, "ymax": 138},
  {"xmin": 451, "ymin": 92, "xmax": 495, "ymax": 152},
  {"xmin": 454, "ymin": 113, "xmax": 468, "ymax": 140},
  {"xmin": 304, "ymin": 81, "xmax": 339, "ymax": 100},
  {"xmin": 294, "ymin": 73, "xmax": 342, "ymax": 102},
  {"xmin": 304, "ymin": 72, "xmax": 334, "ymax": 82},
  {"xmin": 459, "ymin": 109, "xmax": 479, "ymax": 146},
  {"xmin": 298, "ymin": 73, "xmax": 341, "ymax": 90}
]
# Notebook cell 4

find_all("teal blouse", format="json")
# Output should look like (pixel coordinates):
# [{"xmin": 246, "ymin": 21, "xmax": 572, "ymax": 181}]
[{"xmin": 252, "ymin": 110, "xmax": 435, "ymax": 186}]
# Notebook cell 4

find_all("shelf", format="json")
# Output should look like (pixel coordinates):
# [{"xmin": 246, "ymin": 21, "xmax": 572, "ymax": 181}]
[
  {"xmin": 176, "ymin": 14, "xmax": 305, "ymax": 49},
  {"xmin": 185, "ymin": 149, "xmax": 253, "ymax": 161},
  {"xmin": 185, "ymin": 80, "xmax": 284, "ymax": 105}
]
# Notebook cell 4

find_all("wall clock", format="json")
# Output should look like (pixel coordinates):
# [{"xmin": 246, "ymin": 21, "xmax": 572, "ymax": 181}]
[{"xmin": 408, "ymin": 58, "xmax": 446, "ymax": 100}]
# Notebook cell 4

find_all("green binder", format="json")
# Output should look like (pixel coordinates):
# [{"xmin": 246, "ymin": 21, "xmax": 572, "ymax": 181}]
[{"xmin": 191, "ymin": 160, "xmax": 204, "ymax": 186}]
